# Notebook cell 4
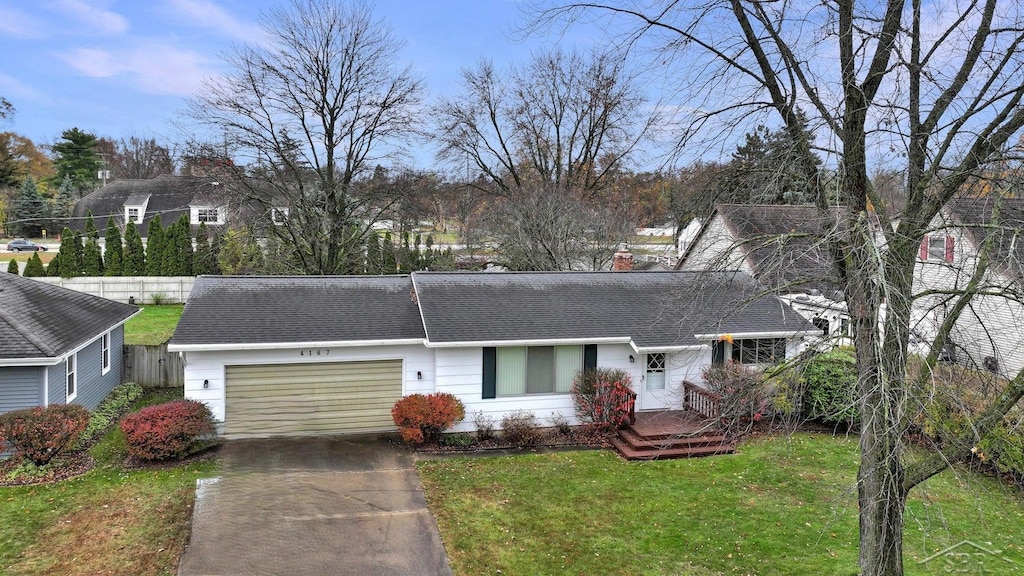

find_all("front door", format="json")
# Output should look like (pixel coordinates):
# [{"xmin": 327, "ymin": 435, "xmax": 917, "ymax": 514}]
[{"xmin": 640, "ymin": 352, "xmax": 672, "ymax": 410}]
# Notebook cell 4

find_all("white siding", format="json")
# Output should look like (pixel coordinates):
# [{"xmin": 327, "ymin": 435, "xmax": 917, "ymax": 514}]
[{"xmin": 677, "ymin": 215, "xmax": 753, "ymax": 274}]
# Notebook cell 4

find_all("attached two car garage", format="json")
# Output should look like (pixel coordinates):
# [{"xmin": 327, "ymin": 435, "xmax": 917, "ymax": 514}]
[{"xmin": 223, "ymin": 360, "xmax": 404, "ymax": 437}]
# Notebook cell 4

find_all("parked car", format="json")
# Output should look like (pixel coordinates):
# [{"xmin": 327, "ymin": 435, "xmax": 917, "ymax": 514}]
[{"xmin": 6, "ymin": 239, "xmax": 47, "ymax": 252}]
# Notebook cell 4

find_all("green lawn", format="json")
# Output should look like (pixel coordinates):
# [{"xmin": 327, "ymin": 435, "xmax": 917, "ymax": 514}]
[
  {"xmin": 124, "ymin": 304, "xmax": 184, "ymax": 345},
  {"xmin": 0, "ymin": 389, "xmax": 215, "ymax": 576},
  {"xmin": 418, "ymin": 433, "xmax": 1024, "ymax": 575}
]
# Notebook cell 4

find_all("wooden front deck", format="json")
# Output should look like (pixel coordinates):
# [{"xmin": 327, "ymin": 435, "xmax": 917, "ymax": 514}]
[{"xmin": 611, "ymin": 409, "xmax": 735, "ymax": 461}]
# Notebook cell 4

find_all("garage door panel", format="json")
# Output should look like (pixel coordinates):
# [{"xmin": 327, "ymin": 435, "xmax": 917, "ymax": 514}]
[{"xmin": 225, "ymin": 360, "xmax": 403, "ymax": 437}]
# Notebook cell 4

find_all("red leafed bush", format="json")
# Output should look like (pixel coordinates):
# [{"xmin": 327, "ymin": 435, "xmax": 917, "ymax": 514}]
[
  {"xmin": 391, "ymin": 393, "xmax": 466, "ymax": 445},
  {"xmin": 572, "ymin": 368, "xmax": 635, "ymax": 432},
  {"xmin": 0, "ymin": 404, "xmax": 90, "ymax": 465},
  {"xmin": 120, "ymin": 400, "xmax": 216, "ymax": 461}
]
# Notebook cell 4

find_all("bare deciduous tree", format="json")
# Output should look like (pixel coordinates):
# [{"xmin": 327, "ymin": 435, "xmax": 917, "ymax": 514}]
[
  {"xmin": 97, "ymin": 135, "xmax": 175, "ymax": 180},
  {"xmin": 532, "ymin": 1, "xmax": 1024, "ymax": 574},
  {"xmin": 184, "ymin": 0, "xmax": 423, "ymax": 275},
  {"xmin": 433, "ymin": 49, "xmax": 654, "ymax": 268}
]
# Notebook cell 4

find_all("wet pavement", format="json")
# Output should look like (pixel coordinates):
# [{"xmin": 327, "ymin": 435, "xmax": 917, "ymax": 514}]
[{"xmin": 177, "ymin": 435, "xmax": 453, "ymax": 576}]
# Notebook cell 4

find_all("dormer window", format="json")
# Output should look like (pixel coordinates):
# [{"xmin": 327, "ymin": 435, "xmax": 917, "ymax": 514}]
[
  {"xmin": 271, "ymin": 207, "xmax": 289, "ymax": 224},
  {"xmin": 919, "ymin": 235, "xmax": 954, "ymax": 262},
  {"xmin": 198, "ymin": 208, "xmax": 220, "ymax": 223},
  {"xmin": 191, "ymin": 206, "xmax": 225, "ymax": 225},
  {"xmin": 127, "ymin": 207, "xmax": 141, "ymax": 223}
]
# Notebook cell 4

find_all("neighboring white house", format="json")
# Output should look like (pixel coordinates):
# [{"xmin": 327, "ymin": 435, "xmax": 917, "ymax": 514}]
[
  {"xmin": 168, "ymin": 272, "xmax": 817, "ymax": 438},
  {"xmin": 677, "ymin": 200, "xmax": 1024, "ymax": 375}
]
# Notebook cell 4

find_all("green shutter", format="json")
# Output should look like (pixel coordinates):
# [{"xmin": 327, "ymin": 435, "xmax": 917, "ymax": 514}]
[
  {"xmin": 482, "ymin": 347, "xmax": 496, "ymax": 399},
  {"xmin": 583, "ymin": 344, "xmax": 597, "ymax": 370},
  {"xmin": 712, "ymin": 341, "xmax": 726, "ymax": 365}
]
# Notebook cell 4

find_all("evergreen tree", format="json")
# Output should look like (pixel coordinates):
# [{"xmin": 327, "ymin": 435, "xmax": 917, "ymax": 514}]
[
  {"xmin": 208, "ymin": 232, "xmax": 223, "ymax": 274},
  {"xmin": 193, "ymin": 222, "xmax": 217, "ymax": 275},
  {"xmin": 10, "ymin": 176, "xmax": 49, "ymax": 237},
  {"xmin": 103, "ymin": 217, "xmax": 123, "ymax": 276},
  {"xmin": 161, "ymin": 215, "xmax": 193, "ymax": 275},
  {"xmin": 382, "ymin": 232, "xmax": 397, "ymax": 273},
  {"xmin": 145, "ymin": 215, "xmax": 165, "ymax": 276},
  {"xmin": 6, "ymin": 259, "xmax": 18, "ymax": 274},
  {"xmin": 50, "ymin": 175, "xmax": 76, "ymax": 231},
  {"xmin": 73, "ymin": 232, "xmax": 84, "ymax": 267},
  {"xmin": 123, "ymin": 221, "xmax": 145, "ymax": 275},
  {"xmin": 365, "ymin": 231, "xmax": 382, "ymax": 274},
  {"xmin": 84, "ymin": 211, "xmax": 98, "ymax": 240},
  {"xmin": 82, "ymin": 236, "xmax": 104, "ymax": 276},
  {"xmin": 23, "ymin": 252, "xmax": 44, "ymax": 277},
  {"xmin": 45, "ymin": 254, "xmax": 60, "ymax": 277},
  {"xmin": 218, "ymin": 228, "xmax": 264, "ymax": 275},
  {"xmin": 55, "ymin": 226, "xmax": 80, "ymax": 278},
  {"xmin": 50, "ymin": 127, "xmax": 101, "ymax": 197}
]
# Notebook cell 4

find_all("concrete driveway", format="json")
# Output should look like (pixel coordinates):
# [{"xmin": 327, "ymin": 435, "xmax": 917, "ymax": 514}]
[{"xmin": 177, "ymin": 435, "xmax": 453, "ymax": 576}]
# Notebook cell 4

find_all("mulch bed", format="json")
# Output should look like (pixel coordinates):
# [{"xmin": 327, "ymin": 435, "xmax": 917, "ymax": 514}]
[
  {"xmin": 414, "ymin": 427, "xmax": 614, "ymax": 457},
  {"xmin": 121, "ymin": 442, "xmax": 223, "ymax": 471},
  {"xmin": 0, "ymin": 451, "xmax": 95, "ymax": 487}
]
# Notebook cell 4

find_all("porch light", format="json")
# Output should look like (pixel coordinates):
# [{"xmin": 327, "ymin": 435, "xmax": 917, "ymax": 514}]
[
  {"xmin": 203, "ymin": 379, "xmax": 209, "ymax": 389},
  {"xmin": 417, "ymin": 371, "xmax": 423, "ymax": 379},
  {"xmin": 629, "ymin": 355, "xmax": 635, "ymax": 363}
]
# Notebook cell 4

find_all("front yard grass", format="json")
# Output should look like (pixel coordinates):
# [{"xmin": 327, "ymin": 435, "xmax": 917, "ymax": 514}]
[
  {"xmin": 418, "ymin": 433, "xmax": 1024, "ymax": 575},
  {"xmin": 124, "ymin": 304, "xmax": 185, "ymax": 345},
  {"xmin": 0, "ymin": 388, "xmax": 215, "ymax": 576}
]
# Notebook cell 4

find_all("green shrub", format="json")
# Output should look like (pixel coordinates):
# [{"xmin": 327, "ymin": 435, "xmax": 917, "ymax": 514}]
[
  {"xmin": 500, "ymin": 410, "xmax": 543, "ymax": 446},
  {"xmin": 0, "ymin": 404, "xmax": 90, "ymax": 465},
  {"xmin": 75, "ymin": 382, "xmax": 144, "ymax": 448},
  {"xmin": 391, "ymin": 393, "xmax": 466, "ymax": 444},
  {"xmin": 571, "ymin": 368, "xmax": 634, "ymax": 432},
  {"xmin": 439, "ymin": 432, "xmax": 476, "ymax": 447},
  {"xmin": 120, "ymin": 400, "xmax": 216, "ymax": 461},
  {"xmin": 801, "ymin": 349, "xmax": 858, "ymax": 428}
]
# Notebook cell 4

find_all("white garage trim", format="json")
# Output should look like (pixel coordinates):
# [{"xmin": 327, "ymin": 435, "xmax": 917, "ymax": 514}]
[{"xmin": 223, "ymin": 359, "xmax": 403, "ymax": 438}]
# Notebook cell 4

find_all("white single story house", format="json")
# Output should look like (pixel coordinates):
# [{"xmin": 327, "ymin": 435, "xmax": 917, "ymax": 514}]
[{"xmin": 168, "ymin": 271, "xmax": 817, "ymax": 438}]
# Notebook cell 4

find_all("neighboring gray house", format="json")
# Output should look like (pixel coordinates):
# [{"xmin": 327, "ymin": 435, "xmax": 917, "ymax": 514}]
[
  {"xmin": 0, "ymin": 273, "xmax": 138, "ymax": 414},
  {"xmin": 70, "ymin": 174, "xmax": 285, "ymax": 236},
  {"xmin": 169, "ymin": 272, "xmax": 816, "ymax": 438}
]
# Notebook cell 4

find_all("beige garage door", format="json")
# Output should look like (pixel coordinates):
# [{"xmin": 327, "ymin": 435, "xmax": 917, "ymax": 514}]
[{"xmin": 224, "ymin": 360, "xmax": 403, "ymax": 436}]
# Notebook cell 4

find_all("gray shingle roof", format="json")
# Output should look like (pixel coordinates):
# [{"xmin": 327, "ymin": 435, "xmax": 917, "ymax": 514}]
[
  {"xmin": 72, "ymin": 174, "xmax": 215, "ymax": 232},
  {"xmin": 169, "ymin": 275, "xmax": 426, "ymax": 346},
  {"xmin": 948, "ymin": 197, "xmax": 1024, "ymax": 285},
  {"xmin": 413, "ymin": 271, "xmax": 813, "ymax": 347},
  {"xmin": 0, "ymin": 273, "xmax": 138, "ymax": 361},
  {"xmin": 681, "ymin": 204, "xmax": 845, "ymax": 294}
]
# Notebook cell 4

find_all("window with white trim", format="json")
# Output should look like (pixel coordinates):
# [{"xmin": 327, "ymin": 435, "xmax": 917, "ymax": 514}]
[
  {"xmin": 919, "ymin": 235, "xmax": 954, "ymax": 262},
  {"xmin": 731, "ymin": 338, "xmax": 787, "ymax": 365},
  {"xmin": 101, "ymin": 332, "xmax": 111, "ymax": 375},
  {"xmin": 66, "ymin": 353, "xmax": 77, "ymax": 400},
  {"xmin": 126, "ymin": 207, "xmax": 141, "ymax": 223},
  {"xmin": 493, "ymin": 345, "xmax": 582, "ymax": 396},
  {"xmin": 197, "ymin": 208, "xmax": 220, "ymax": 223}
]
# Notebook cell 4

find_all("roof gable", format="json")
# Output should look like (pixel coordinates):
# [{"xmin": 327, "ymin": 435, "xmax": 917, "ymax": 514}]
[
  {"xmin": 946, "ymin": 197, "xmax": 1024, "ymax": 285},
  {"xmin": 0, "ymin": 273, "xmax": 138, "ymax": 361}
]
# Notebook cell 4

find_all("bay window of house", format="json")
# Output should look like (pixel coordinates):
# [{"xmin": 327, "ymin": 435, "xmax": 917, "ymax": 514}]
[
  {"xmin": 66, "ymin": 353, "xmax": 77, "ymax": 400},
  {"xmin": 482, "ymin": 344, "xmax": 597, "ymax": 398}
]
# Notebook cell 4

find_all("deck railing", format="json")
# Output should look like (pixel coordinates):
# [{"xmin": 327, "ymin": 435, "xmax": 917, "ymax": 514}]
[{"xmin": 683, "ymin": 381, "xmax": 721, "ymax": 420}]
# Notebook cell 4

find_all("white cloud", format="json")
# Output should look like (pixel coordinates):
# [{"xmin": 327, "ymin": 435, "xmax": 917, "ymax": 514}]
[
  {"xmin": 161, "ymin": 0, "xmax": 263, "ymax": 42},
  {"xmin": 49, "ymin": 0, "xmax": 130, "ymax": 35},
  {"xmin": 0, "ymin": 6, "xmax": 47, "ymax": 38},
  {"xmin": 0, "ymin": 72, "xmax": 44, "ymax": 101},
  {"xmin": 58, "ymin": 42, "xmax": 217, "ymax": 96}
]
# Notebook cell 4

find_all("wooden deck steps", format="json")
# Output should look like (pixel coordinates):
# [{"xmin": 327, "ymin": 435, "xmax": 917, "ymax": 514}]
[{"xmin": 613, "ymin": 410, "xmax": 735, "ymax": 461}]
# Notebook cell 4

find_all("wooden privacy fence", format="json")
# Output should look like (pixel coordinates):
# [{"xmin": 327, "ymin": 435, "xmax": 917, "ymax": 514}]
[{"xmin": 124, "ymin": 344, "xmax": 184, "ymax": 388}]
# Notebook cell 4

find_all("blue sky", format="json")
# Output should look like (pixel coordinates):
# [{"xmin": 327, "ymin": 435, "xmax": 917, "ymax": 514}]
[{"xmin": 0, "ymin": 0, "xmax": 605, "ymax": 169}]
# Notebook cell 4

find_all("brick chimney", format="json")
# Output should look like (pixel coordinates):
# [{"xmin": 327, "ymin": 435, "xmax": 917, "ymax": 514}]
[{"xmin": 612, "ymin": 245, "xmax": 634, "ymax": 271}]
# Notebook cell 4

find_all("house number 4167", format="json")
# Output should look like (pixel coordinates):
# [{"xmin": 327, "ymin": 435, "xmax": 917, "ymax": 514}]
[{"xmin": 300, "ymin": 349, "xmax": 329, "ymax": 356}]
